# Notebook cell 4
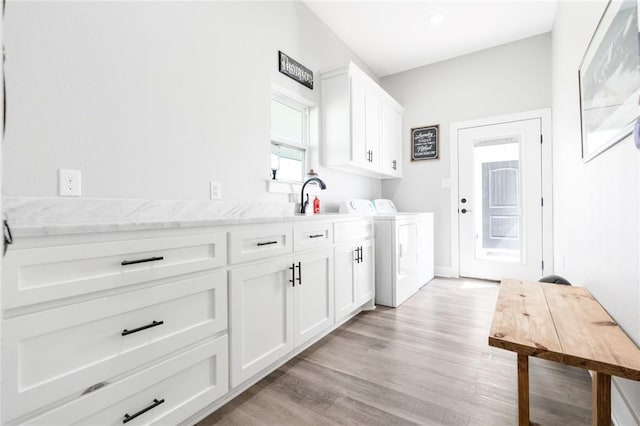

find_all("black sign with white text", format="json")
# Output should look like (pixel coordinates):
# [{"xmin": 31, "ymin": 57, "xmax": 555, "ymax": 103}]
[
  {"xmin": 278, "ymin": 51, "xmax": 313, "ymax": 90},
  {"xmin": 412, "ymin": 125, "xmax": 439, "ymax": 160}
]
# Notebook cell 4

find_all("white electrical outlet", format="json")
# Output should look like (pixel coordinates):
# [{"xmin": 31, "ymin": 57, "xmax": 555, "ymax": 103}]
[
  {"xmin": 59, "ymin": 169, "xmax": 82, "ymax": 197},
  {"xmin": 210, "ymin": 181, "xmax": 222, "ymax": 200}
]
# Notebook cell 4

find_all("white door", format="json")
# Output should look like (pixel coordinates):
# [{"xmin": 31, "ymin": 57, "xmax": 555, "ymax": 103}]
[
  {"xmin": 229, "ymin": 258, "xmax": 294, "ymax": 387},
  {"xmin": 294, "ymin": 248, "xmax": 334, "ymax": 347},
  {"xmin": 458, "ymin": 118, "xmax": 543, "ymax": 281}
]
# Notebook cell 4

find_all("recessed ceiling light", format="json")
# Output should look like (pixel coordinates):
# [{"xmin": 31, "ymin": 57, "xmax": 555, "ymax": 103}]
[{"xmin": 429, "ymin": 14, "xmax": 445, "ymax": 25}]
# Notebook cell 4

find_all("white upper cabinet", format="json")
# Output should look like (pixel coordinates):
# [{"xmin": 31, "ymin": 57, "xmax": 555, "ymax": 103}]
[
  {"xmin": 321, "ymin": 62, "xmax": 403, "ymax": 179},
  {"xmin": 381, "ymin": 101, "xmax": 403, "ymax": 177}
]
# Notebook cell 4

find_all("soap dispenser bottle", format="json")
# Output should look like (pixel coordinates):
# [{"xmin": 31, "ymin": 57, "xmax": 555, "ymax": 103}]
[{"xmin": 313, "ymin": 196, "xmax": 320, "ymax": 214}]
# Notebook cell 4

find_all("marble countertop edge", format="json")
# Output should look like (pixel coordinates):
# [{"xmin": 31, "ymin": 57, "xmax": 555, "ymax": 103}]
[{"xmin": 2, "ymin": 197, "xmax": 369, "ymax": 238}]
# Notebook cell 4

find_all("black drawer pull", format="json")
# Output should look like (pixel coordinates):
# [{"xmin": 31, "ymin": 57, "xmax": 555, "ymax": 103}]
[
  {"xmin": 257, "ymin": 240, "xmax": 278, "ymax": 247},
  {"xmin": 123, "ymin": 398, "xmax": 165, "ymax": 424},
  {"xmin": 122, "ymin": 320, "xmax": 164, "ymax": 336},
  {"xmin": 296, "ymin": 261, "xmax": 302, "ymax": 285},
  {"xmin": 121, "ymin": 256, "xmax": 164, "ymax": 266},
  {"xmin": 309, "ymin": 234, "xmax": 324, "ymax": 239}
]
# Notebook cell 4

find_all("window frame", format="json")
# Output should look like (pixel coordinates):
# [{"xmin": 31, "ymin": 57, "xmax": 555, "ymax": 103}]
[{"xmin": 270, "ymin": 90, "xmax": 311, "ymax": 184}]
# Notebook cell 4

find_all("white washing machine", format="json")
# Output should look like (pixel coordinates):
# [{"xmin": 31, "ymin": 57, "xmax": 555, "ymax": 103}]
[{"xmin": 341, "ymin": 199, "xmax": 434, "ymax": 307}]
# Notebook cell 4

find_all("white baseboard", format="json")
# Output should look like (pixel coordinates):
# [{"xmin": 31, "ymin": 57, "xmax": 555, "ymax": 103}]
[
  {"xmin": 434, "ymin": 265, "xmax": 456, "ymax": 278},
  {"xmin": 611, "ymin": 377, "xmax": 639, "ymax": 426}
]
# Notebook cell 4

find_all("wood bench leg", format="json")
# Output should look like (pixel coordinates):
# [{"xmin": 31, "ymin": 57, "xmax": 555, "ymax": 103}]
[
  {"xmin": 592, "ymin": 372, "xmax": 611, "ymax": 426},
  {"xmin": 518, "ymin": 354, "xmax": 530, "ymax": 426}
]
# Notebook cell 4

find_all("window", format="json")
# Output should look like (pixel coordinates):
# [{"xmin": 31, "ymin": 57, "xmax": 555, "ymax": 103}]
[{"xmin": 270, "ymin": 93, "xmax": 309, "ymax": 182}]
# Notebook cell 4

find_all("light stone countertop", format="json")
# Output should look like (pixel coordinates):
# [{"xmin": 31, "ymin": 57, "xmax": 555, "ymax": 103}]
[{"xmin": 3, "ymin": 197, "xmax": 368, "ymax": 238}]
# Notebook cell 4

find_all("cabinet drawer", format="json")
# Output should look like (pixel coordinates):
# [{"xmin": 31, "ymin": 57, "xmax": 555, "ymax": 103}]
[
  {"xmin": 228, "ymin": 224, "xmax": 292, "ymax": 264},
  {"xmin": 334, "ymin": 220, "xmax": 373, "ymax": 243},
  {"xmin": 2, "ymin": 271, "xmax": 227, "ymax": 422},
  {"xmin": 3, "ymin": 231, "xmax": 226, "ymax": 309},
  {"xmin": 23, "ymin": 336, "xmax": 228, "ymax": 426},
  {"xmin": 293, "ymin": 222, "xmax": 333, "ymax": 251}
]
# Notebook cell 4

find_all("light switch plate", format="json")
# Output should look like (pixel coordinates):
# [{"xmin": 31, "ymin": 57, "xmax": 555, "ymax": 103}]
[
  {"xmin": 210, "ymin": 181, "xmax": 222, "ymax": 200},
  {"xmin": 59, "ymin": 169, "xmax": 82, "ymax": 197}
]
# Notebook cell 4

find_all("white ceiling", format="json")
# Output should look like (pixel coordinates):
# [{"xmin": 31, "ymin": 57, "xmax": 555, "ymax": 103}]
[{"xmin": 303, "ymin": 0, "xmax": 557, "ymax": 77}]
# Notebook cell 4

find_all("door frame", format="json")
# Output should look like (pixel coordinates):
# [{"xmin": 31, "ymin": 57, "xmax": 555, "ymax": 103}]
[{"xmin": 449, "ymin": 109, "xmax": 553, "ymax": 279}]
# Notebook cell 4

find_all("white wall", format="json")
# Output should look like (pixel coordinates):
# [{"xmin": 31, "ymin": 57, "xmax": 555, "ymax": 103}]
[
  {"xmin": 552, "ymin": 1, "xmax": 640, "ymax": 422},
  {"xmin": 2, "ymin": 1, "xmax": 381, "ymax": 208},
  {"xmin": 380, "ymin": 34, "xmax": 551, "ymax": 274}
]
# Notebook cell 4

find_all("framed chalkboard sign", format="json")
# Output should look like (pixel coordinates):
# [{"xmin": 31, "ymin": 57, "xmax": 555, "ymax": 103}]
[{"xmin": 411, "ymin": 125, "xmax": 439, "ymax": 160}]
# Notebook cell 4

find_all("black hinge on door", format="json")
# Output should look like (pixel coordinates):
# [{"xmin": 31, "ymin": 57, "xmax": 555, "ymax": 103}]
[
  {"xmin": 541, "ymin": 260, "xmax": 545, "ymax": 271},
  {"xmin": 540, "ymin": 135, "xmax": 543, "ymax": 144},
  {"xmin": 541, "ymin": 197, "xmax": 544, "ymax": 207}
]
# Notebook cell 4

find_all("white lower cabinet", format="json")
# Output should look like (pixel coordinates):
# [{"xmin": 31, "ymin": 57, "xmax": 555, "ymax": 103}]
[
  {"xmin": 293, "ymin": 248, "xmax": 334, "ymax": 347},
  {"xmin": 334, "ymin": 243, "xmax": 358, "ymax": 321},
  {"xmin": 356, "ymin": 239, "xmax": 375, "ymax": 304},
  {"xmin": 334, "ymin": 239, "xmax": 374, "ymax": 322},
  {"xmin": 3, "ymin": 270, "xmax": 227, "ymax": 423},
  {"xmin": 229, "ymin": 258, "xmax": 294, "ymax": 388},
  {"xmin": 2, "ymin": 228, "xmax": 229, "ymax": 425},
  {"xmin": 23, "ymin": 336, "xmax": 228, "ymax": 426},
  {"xmin": 229, "ymin": 247, "xmax": 334, "ymax": 388},
  {"xmin": 2, "ymin": 217, "xmax": 373, "ymax": 424}
]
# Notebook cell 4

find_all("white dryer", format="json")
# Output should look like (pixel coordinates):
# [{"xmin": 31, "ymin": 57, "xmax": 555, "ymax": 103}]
[
  {"xmin": 341, "ymin": 199, "xmax": 434, "ymax": 307},
  {"xmin": 372, "ymin": 199, "xmax": 434, "ymax": 307}
]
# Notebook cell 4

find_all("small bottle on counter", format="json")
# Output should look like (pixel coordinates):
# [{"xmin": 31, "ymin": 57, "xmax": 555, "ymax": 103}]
[{"xmin": 313, "ymin": 196, "xmax": 320, "ymax": 214}]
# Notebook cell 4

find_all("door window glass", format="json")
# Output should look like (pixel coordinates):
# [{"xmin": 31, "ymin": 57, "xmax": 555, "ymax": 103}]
[{"xmin": 473, "ymin": 137, "xmax": 521, "ymax": 262}]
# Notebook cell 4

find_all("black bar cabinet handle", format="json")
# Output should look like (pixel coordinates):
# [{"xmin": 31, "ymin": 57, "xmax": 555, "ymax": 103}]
[
  {"xmin": 289, "ymin": 263, "xmax": 295, "ymax": 287},
  {"xmin": 123, "ymin": 398, "xmax": 165, "ymax": 424},
  {"xmin": 257, "ymin": 240, "xmax": 278, "ymax": 247},
  {"xmin": 309, "ymin": 234, "xmax": 324, "ymax": 239},
  {"xmin": 296, "ymin": 262, "xmax": 302, "ymax": 285},
  {"xmin": 354, "ymin": 247, "xmax": 360, "ymax": 264},
  {"xmin": 122, "ymin": 320, "xmax": 164, "ymax": 336},
  {"xmin": 358, "ymin": 246, "xmax": 363, "ymax": 263},
  {"xmin": 121, "ymin": 256, "xmax": 164, "ymax": 266}
]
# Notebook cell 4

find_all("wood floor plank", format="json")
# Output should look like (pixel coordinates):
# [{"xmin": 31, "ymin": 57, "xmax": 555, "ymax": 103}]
[{"xmin": 198, "ymin": 278, "xmax": 591, "ymax": 425}]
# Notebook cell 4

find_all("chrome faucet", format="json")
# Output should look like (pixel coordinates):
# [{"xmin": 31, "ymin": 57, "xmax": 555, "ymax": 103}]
[{"xmin": 300, "ymin": 176, "xmax": 327, "ymax": 214}]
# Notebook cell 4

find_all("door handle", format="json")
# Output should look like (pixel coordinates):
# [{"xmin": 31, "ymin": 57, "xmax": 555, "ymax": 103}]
[
  {"xmin": 460, "ymin": 198, "xmax": 467, "ymax": 203},
  {"xmin": 296, "ymin": 262, "xmax": 302, "ymax": 285},
  {"xmin": 460, "ymin": 208, "xmax": 472, "ymax": 214}
]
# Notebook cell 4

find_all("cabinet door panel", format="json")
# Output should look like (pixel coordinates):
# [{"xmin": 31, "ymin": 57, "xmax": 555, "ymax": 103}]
[
  {"xmin": 381, "ymin": 102, "xmax": 402, "ymax": 177},
  {"xmin": 3, "ymin": 232, "xmax": 226, "ymax": 309},
  {"xmin": 229, "ymin": 259, "xmax": 294, "ymax": 387},
  {"xmin": 294, "ymin": 248, "xmax": 334, "ymax": 347},
  {"xmin": 357, "ymin": 239, "xmax": 375, "ymax": 304},
  {"xmin": 350, "ymin": 78, "xmax": 368, "ymax": 166},
  {"xmin": 364, "ymin": 91, "xmax": 381, "ymax": 167},
  {"xmin": 25, "ymin": 337, "xmax": 228, "ymax": 426},
  {"xmin": 334, "ymin": 244, "xmax": 357, "ymax": 322}
]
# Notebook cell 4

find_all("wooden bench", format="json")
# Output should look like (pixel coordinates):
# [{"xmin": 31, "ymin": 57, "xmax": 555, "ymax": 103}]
[{"xmin": 488, "ymin": 279, "xmax": 640, "ymax": 426}]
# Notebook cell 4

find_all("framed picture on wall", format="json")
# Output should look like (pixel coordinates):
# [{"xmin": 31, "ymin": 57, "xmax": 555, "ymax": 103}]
[
  {"xmin": 578, "ymin": 0, "xmax": 639, "ymax": 162},
  {"xmin": 411, "ymin": 125, "xmax": 439, "ymax": 160}
]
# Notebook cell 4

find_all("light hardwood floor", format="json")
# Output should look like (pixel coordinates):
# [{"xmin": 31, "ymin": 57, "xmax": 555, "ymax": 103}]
[{"xmin": 199, "ymin": 278, "xmax": 592, "ymax": 425}]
